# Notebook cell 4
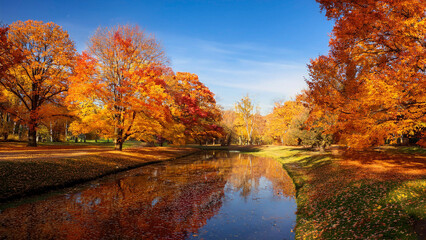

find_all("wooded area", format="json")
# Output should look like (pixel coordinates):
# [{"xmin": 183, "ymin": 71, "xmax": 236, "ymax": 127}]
[{"xmin": 0, "ymin": 0, "xmax": 425, "ymax": 150}]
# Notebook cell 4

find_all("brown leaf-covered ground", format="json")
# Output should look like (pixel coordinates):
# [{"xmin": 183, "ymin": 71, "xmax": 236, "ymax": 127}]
[{"xmin": 0, "ymin": 142, "xmax": 199, "ymax": 202}]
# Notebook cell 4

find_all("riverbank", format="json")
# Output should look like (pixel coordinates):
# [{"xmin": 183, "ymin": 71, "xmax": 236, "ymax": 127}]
[
  {"xmin": 0, "ymin": 142, "xmax": 199, "ymax": 203},
  {"xmin": 244, "ymin": 145, "xmax": 426, "ymax": 239}
]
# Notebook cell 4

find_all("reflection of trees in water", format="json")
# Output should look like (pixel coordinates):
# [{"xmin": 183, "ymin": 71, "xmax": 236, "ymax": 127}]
[
  {"xmin": 226, "ymin": 154, "xmax": 295, "ymax": 199},
  {"xmin": 0, "ymin": 160, "xmax": 231, "ymax": 239},
  {"xmin": 0, "ymin": 153, "xmax": 295, "ymax": 239}
]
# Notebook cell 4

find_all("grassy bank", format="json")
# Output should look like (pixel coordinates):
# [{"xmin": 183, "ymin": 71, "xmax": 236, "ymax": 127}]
[
  {"xmin": 0, "ymin": 143, "xmax": 199, "ymax": 203},
  {"xmin": 246, "ymin": 146, "xmax": 426, "ymax": 239}
]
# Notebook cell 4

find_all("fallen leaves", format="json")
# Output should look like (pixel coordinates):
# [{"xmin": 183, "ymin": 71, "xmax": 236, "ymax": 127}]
[
  {"xmin": 251, "ymin": 146, "xmax": 426, "ymax": 239},
  {"xmin": 0, "ymin": 144, "xmax": 198, "ymax": 202}
]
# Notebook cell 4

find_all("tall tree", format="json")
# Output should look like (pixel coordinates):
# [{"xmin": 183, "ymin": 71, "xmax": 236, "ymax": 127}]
[
  {"xmin": 235, "ymin": 95, "xmax": 257, "ymax": 145},
  {"xmin": 68, "ymin": 25, "xmax": 169, "ymax": 150},
  {"xmin": 306, "ymin": 0, "xmax": 426, "ymax": 148},
  {"xmin": 0, "ymin": 20, "xmax": 75, "ymax": 146}
]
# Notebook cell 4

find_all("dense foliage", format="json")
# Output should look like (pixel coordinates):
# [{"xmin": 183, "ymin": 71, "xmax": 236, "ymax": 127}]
[{"xmin": 0, "ymin": 21, "xmax": 223, "ymax": 149}]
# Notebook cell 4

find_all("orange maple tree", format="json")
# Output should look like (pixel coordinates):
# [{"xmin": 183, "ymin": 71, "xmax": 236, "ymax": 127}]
[
  {"xmin": 306, "ymin": 0, "xmax": 425, "ymax": 148},
  {"xmin": 68, "ymin": 25, "xmax": 169, "ymax": 150},
  {"xmin": 0, "ymin": 20, "xmax": 76, "ymax": 146}
]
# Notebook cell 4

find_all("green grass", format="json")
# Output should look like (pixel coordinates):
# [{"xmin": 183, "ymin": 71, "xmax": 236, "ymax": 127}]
[
  {"xmin": 244, "ymin": 146, "xmax": 426, "ymax": 239},
  {"xmin": 379, "ymin": 145, "xmax": 426, "ymax": 155}
]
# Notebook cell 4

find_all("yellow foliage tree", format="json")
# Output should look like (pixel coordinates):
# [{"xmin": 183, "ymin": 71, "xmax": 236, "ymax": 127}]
[
  {"xmin": 267, "ymin": 100, "xmax": 305, "ymax": 144},
  {"xmin": 234, "ymin": 95, "xmax": 258, "ymax": 145},
  {"xmin": 0, "ymin": 20, "xmax": 76, "ymax": 146}
]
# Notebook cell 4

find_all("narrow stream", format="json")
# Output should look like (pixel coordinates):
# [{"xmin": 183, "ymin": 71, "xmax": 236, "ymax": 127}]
[{"xmin": 0, "ymin": 151, "xmax": 296, "ymax": 239}]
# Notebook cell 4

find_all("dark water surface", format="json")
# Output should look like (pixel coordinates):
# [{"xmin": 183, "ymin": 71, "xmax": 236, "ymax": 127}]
[{"xmin": 0, "ymin": 151, "xmax": 296, "ymax": 239}]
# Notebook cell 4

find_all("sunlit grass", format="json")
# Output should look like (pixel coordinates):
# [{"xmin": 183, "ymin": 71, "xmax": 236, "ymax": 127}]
[{"xmin": 386, "ymin": 180, "xmax": 426, "ymax": 219}]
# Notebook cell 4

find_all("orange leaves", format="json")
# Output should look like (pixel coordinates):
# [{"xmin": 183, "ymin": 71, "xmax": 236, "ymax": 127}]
[
  {"xmin": 1, "ymin": 22, "xmax": 222, "ymax": 148},
  {"xmin": 68, "ymin": 25, "xmax": 171, "ymax": 150},
  {"xmin": 68, "ymin": 25, "xmax": 222, "ymax": 149},
  {"xmin": 267, "ymin": 100, "xmax": 306, "ymax": 144},
  {"xmin": 305, "ymin": 0, "xmax": 426, "ymax": 148},
  {"xmin": 0, "ymin": 20, "xmax": 76, "ymax": 146}
]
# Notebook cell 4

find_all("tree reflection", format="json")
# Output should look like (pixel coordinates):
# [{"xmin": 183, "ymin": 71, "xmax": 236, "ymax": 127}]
[{"xmin": 0, "ymin": 152, "xmax": 295, "ymax": 239}]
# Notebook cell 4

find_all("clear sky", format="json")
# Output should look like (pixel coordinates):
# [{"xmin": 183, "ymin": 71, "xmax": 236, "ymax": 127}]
[{"xmin": 0, "ymin": 0, "xmax": 333, "ymax": 114}]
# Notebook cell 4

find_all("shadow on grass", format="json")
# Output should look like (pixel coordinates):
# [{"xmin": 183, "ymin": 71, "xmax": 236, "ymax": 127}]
[
  {"xmin": 340, "ymin": 150, "xmax": 426, "ymax": 178},
  {"xmin": 382, "ymin": 146, "xmax": 426, "ymax": 155},
  {"xmin": 249, "ymin": 146, "xmax": 426, "ymax": 239},
  {"xmin": 288, "ymin": 149, "xmax": 426, "ymax": 239},
  {"xmin": 288, "ymin": 147, "xmax": 317, "ymax": 152}
]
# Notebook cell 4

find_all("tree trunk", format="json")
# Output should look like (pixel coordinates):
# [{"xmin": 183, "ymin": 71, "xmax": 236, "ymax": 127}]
[
  {"xmin": 227, "ymin": 133, "xmax": 232, "ymax": 146},
  {"xmin": 27, "ymin": 125, "xmax": 37, "ymax": 147},
  {"xmin": 115, "ymin": 141, "xmax": 123, "ymax": 151},
  {"xmin": 319, "ymin": 141, "xmax": 326, "ymax": 152},
  {"xmin": 115, "ymin": 126, "xmax": 124, "ymax": 150},
  {"xmin": 65, "ymin": 121, "xmax": 68, "ymax": 141},
  {"xmin": 28, "ymin": 85, "xmax": 40, "ymax": 147},
  {"xmin": 27, "ymin": 113, "xmax": 37, "ymax": 147}
]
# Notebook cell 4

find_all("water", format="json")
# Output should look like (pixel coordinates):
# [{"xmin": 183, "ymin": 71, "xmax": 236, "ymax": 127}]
[{"xmin": 0, "ymin": 151, "xmax": 296, "ymax": 239}]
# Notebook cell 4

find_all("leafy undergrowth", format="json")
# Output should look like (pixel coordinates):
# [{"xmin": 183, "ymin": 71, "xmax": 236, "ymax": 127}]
[
  {"xmin": 0, "ymin": 144, "xmax": 199, "ymax": 202},
  {"xmin": 248, "ymin": 146, "xmax": 426, "ymax": 239}
]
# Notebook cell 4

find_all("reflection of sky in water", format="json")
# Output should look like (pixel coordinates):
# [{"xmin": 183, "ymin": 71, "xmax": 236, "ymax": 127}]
[
  {"xmin": 191, "ymin": 176, "xmax": 296, "ymax": 240},
  {"xmin": 0, "ymin": 152, "xmax": 296, "ymax": 240}
]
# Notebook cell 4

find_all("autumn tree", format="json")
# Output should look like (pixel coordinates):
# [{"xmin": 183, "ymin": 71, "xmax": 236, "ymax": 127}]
[
  {"xmin": 267, "ymin": 100, "xmax": 305, "ymax": 144},
  {"xmin": 0, "ymin": 25, "xmax": 23, "ymax": 79},
  {"xmin": 306, "ymin": 0, "xmax": 426, "ymax": 148},
  {"xmin": 0, "ymin": 20, "xmax": 76, "ymax": 146},
  {"xmin": 219, "ymin": 109, "xmax": 238, "ymax": 145},
  {"xmin": 235, "ymin": 95, "xmax": 258, "ymax": 145},
  {"xmin": 1, "ymin": 26, "xmax": 22, "ymax": 141},
  {"xmin": 68, "ymin": 25, "xmax": 169, "ymax": 150},
  {"xmin": 251, "ymin": 112, "xmax": 267, "ymax": 145},
  {"xmin": 166, "ymin": 72, "xmax": 223, "ymax": 145}
]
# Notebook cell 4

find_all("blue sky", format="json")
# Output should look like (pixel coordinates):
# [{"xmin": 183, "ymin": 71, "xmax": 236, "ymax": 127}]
[{"xmin": 0, "ymin": 0, "xmax": 333, "ymax": 114}]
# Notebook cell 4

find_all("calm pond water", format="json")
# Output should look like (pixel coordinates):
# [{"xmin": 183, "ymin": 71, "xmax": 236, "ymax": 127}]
[{"xmin": 0, "ymin": 151, "xmax": 296, "ymax": 239}]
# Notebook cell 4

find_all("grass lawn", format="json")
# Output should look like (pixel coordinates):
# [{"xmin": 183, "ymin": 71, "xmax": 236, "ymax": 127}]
[
  {"xmin": 0, "ymin": 142, "xmax": 199, "ymax": 203},
  {"xmin": 246, "ymin": 145, "xmax": 426, "ymax": 239}
]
